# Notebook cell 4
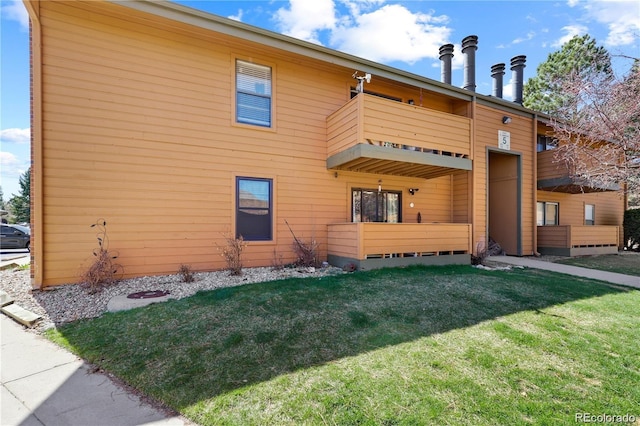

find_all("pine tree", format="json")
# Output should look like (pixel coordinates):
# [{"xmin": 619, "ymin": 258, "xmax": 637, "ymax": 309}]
[
  {"xmin": 9, "ymin": 168, "xmax": 31, "ymax": 224},
  {"xmin": 523, "ymin": 35, "xmax": 612, "ymax": 115}
]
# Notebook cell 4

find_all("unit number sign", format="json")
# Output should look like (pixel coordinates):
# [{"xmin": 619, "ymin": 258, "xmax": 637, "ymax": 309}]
[{"xmin": 498, "ymin": 130, "xmax": 511, "ymax": 150}]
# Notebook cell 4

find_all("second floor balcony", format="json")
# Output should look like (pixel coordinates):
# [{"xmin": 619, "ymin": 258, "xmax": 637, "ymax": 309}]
[
  {"xmin": 327, "ymin": 94, "xmax": 472, "ymax": 180},
  {"xmin": 537, "ymin": 149, "xmax": 620, "ymax": 193}
]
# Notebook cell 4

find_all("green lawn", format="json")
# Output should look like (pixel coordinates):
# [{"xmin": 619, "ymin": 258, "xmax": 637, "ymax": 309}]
[
  {"xmin": 553, "ymin": 252, "xmax": 640, "ymax": 276},
  {"xmin": 47, "ymin": 265, "xmax": 640, "ymax": 425}
]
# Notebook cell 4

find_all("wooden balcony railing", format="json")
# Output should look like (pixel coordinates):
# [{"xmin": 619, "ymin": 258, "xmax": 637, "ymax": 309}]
[
  {"xmin": 537, "ymin": 225, "xmax": 619, "ymax": 249},
  {"xmin": 326, "ymin": 94, "xmax": 472, "ymax": 179},
  {"xmin": 537, "ymin": 149, "xmax": 620, "ymax": 192},
  {"xmin": 327, "ymin": 222, "xmax": 472, "ymax": 260}
]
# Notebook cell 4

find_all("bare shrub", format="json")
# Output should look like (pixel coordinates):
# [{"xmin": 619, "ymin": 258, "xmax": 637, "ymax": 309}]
[
  {"xmin": 292, "ymin": 238, "xmax": 320, "ymax": 267},
  {"xmin": 218, "ymin": 234, "xmax": 247, "ymax": 276},
  {"xmin": 178, "ymin": 264, "xmax": 195, "ymax": 283},
  {"xmin": 285, "ymin": 219, "xmax": 320, "ymax": 267},
  {"xmin": 80, "ymin": 219, "xmax": 123, "ymax": 294}
]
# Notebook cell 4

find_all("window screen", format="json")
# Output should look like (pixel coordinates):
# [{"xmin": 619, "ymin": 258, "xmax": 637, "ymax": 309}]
[
  {"xmin": 585, "ymin": 204, "xmax": 595, "ymax": 225},
  {"xmin": 236, "ymin": 60, "xmax": 272, "ymax": 127}
]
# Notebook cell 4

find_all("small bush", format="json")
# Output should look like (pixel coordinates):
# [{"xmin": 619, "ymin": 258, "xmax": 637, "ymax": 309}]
[
  {"xmin": 285, "ymin": 219, "xmax": 320, "ymax": 268},
  {"xmin": 623, "ymin": 209, "xmax": 640, "ymax": 251},
  {"xmin": 218, "ymin": 234, "xmax": 247, "ymax": 275},
  {"xmin": 80, "ymin": 219, "xmax": 123, "ymax": 294},
  {"xmin": 292, "ymin": 237, "xmax": 320, "ymax": 268},
  {"xmin": 178, "ymin": 264, "xmax": 195, "ymax": 283}
]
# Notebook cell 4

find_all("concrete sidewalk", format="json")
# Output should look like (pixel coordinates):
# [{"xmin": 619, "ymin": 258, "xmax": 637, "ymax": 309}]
[
  {"xmin": 1, "ymin": 315, "xmax": 187, "ymax": 426},
  {"xmin": 0, "ymin": 254, "xmax": 30, "ymax": 271},
  {"xmin": 486, "ymin": 255, "xmax": 640, "ymax": 289}
]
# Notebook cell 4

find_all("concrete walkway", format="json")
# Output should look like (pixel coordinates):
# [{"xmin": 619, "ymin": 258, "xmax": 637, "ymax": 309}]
[
  {"xmin": 1, "ymin": 315, "xmax": 187, "ymax": 426},
  {"xmin": 486, "ymin": 255, "xmax": 640, "ymax": 289}
]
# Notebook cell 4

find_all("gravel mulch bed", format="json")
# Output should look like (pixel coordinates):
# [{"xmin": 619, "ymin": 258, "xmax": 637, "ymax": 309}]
[{"xmin": 0, "ymin": 266, "xmax": 344, "ymax": 335}]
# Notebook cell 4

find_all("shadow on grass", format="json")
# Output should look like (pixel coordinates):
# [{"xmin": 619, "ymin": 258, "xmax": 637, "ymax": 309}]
[{"xmin": 50, "ymin": 265, "xmax": 625, "ymax": 411}]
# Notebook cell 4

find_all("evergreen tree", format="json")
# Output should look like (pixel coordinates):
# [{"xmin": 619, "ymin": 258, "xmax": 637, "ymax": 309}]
[
  {"xmin": 9, "ymin": 168, "xmax": 31, "ymax": 224},
  {"xmin": 523, "ymin": 35, "xmax": 612, "ymax": 115},
  {"xmin": 0, "ymin": 186, "xmax": 7, "ymax": 224}
]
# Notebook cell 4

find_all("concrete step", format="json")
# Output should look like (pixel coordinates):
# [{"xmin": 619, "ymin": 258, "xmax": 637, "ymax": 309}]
[{"xmin": 1, "ymin": 303, "xmax": 41, "ymax": 327}]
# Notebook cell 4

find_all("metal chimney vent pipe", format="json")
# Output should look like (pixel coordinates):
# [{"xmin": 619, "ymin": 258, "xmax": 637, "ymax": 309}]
[
  {"xmin": 438, "ymin": 44, "xmax": 454, "ymax": 85},
  {"xmin": 491, "ymin": 63, "xmax": 506, "ymax": 98},
  {"xmin": 461, "ymin": 35, "xmax": 478, "ymax": 91},
  {"xmin": 510, "ymin": 55, "xmax": 526, "ymax": 104}
]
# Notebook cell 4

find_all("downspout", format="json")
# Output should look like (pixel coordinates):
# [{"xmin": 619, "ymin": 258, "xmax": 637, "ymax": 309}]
[
  {"xmin": 470, "ymin": 95, "xmax": 477, "ymax": 255},
  {"xmin": 533, "ymin": 114, "xmax": 539, "ymax": 255},
  {"xmin": 23, "ymin": 0, "xmax": 43, "ymax": 289}
]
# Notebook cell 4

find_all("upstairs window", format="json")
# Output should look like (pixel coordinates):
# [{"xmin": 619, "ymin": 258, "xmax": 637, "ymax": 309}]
[
  {"xmin": 537, "ymin": 201, "xmax": 559, "ymax": 226},
  {"xmin": 537, "ymin": 135, "xmax": 558, "ymax": 152},
  {"xmin": 236, "ymin": 60, "xmax": 272, "ymax": 127},
  {"xmin": 585, "ymin": 204, "xmax": 595, "ymax": 225}
]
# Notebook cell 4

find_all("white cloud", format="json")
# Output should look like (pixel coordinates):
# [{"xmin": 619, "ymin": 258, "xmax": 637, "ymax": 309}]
[
  {"xmin": 273, "ymin": 0, "xmax": 452, "ymax": 64},
  {"xmin": 1, "ymin": 0, "xmax": 29, "ymax": 31},
  {"xmin": 583, "ymin": 1, "xmax": 640, "ymax": 47},
  {"xmin": 341, "ymin": 0, "xmax": 386, "ymax": 17},
  {"xmin": 551, "ymin": 24, "xmax": 588, "ymax": 47},
  {"xmin": 228, "ymin": 9, "xmax": 244, "ymax": 22},
  {"xmin": 274, "ymin": 0, "xmax": 337, "ymax": 44},
  {"xmin": 0, "ymin": 152, "xmax": 19, "ymax": 166},
  {"xmin": 512, "ymin": 31, "xmax": 536, "ymax": 45},
  {"xmin": 0, "ymin": 128, "xmax": 30, "ymax": 144},
  {"xmin": 0, "ymin": 151, "xmax": 28, "ymax": 177},
  {"xmin": 330, "ymin": 4, "xmax": 452, "ymax": 64}
]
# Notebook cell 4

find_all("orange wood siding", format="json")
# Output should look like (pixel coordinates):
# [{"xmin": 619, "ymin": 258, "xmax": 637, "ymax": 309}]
[
  {"xmin": 537, "ymin": 149, "xmax": 568, "ymax": 181},
  {"xmin": 327, "ymin": 223, "xmax": 472, "ymax": 259},
  {"xmin": 452, "ymin": 173, "xmax": 471, "ymax": 223},
  {"xmin": 34, "ymin": 1, "xmax": 467, "ymax": 285},
  {"xmin": 537, "ymin": 226, "xmax": 619, "ymax": 248},
  {"xmin": 327, "ymin": 94, "xmax": 471, "ymax": 157},
  {"xmin": 37, "ymin": 1, "xmax": 348, "ymax": 284},
  {"xmin": 31, "ymin": 0, "xmax": 627, "ymax": 285},
  {"xmin": 536, "ymin": 190, "xmax": 625, "ymax": 246},
  {"xmin": 474, "ymin": 106, "xmax": 535, "ymax": 255}
]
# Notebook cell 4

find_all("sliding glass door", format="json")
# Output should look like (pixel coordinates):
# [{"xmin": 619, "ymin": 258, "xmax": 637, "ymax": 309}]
[{"xmin": 352, "ymin": 189, "xmax": 400, "ymax": 223}]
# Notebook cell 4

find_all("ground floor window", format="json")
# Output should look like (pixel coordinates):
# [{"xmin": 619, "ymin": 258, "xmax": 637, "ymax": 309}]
[
  {"xmin": 585, "ymin": 204, "xmax": 595, "ymax": 225},
  {"xmin": 537, "ymin": 201, "xmax": 559, "ymax": 226},
  {"xmin": 352, "ymin": 189, "xmax": 400, "ymax": 223},
  {"xmin": 237, "ymin": 177, "xmax": 272, "ymax": 240}
]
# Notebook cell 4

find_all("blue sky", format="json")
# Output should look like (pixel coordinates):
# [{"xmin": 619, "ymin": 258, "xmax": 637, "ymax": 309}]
[{"xmin": 1, "ymin": 0, "xmax": 638, "ymax": 200}]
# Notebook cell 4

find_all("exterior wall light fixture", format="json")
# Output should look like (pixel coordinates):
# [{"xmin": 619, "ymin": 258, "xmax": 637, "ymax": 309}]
[
  {"xmin": 408, "ymin": 188, "xmax": 419, "ymax": 195},
  {"xmin": 502, "ymin": 116, "xmax": 512, "ymax": 124}
]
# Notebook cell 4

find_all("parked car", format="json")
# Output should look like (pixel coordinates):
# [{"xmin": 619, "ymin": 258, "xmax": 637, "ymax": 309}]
[{"xmin": 0, "ymin": 224, "xmax": 31, "ymax": 251}]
